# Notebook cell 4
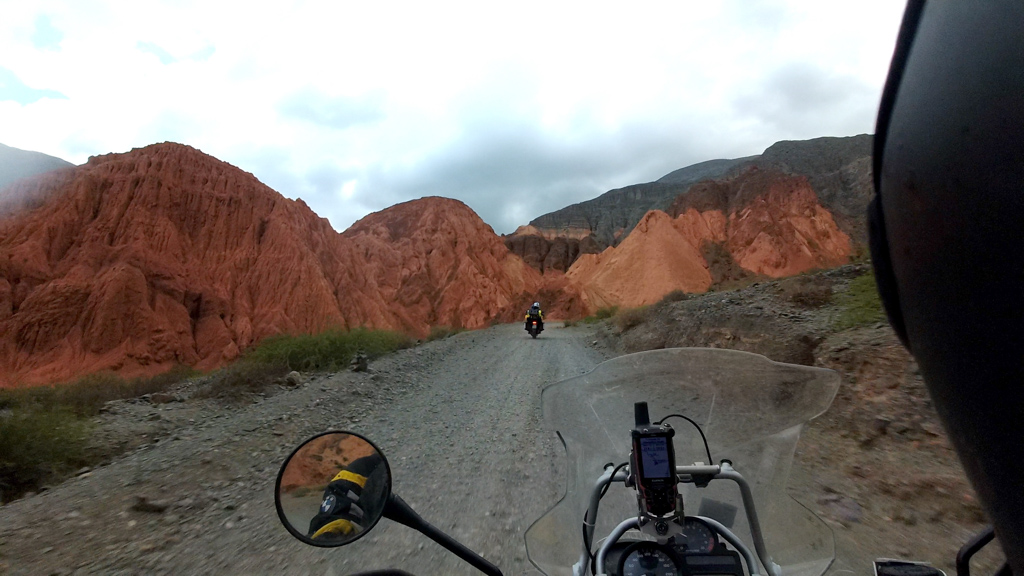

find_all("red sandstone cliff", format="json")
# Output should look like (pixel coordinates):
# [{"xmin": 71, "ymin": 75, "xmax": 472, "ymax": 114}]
[
  {"xmin": 341, "ymin": 197, "xmax": 587, "ymax": 331},
  {"xmin": 567, "ymin": 168, "xmax": 851, "ymax": 308},
  {"xmin": 670, "ymin": 167, "xmax": 851, "ymax": 277},
  {"xmin": 0, "ymin": 144, "xmax": 583, "ymax": 386}
]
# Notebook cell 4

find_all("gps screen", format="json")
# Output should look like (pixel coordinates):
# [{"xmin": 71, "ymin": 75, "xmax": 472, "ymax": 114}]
[{"xmin": 640, "ymin": 437, "xmax": 671, "ymax": 478}]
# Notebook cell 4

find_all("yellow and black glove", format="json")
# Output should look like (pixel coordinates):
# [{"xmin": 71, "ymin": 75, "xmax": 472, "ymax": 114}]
[{"xmin": 307, "ymin": 455, "xmax": 377, "ymax": 540}]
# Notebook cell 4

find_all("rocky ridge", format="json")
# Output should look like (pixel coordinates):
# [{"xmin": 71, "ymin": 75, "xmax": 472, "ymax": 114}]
[
  {"xmin": 526, "ymin": 157, "xmax": 750, "ymax": 247},
  {"xmin": 509, "ymin": 134, "xmax": 871, "ymax": 273}
]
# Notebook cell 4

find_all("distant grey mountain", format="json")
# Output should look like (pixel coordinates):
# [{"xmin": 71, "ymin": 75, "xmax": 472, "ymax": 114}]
[
  {"xmin": 656, "ymin": 157, "xmax": 757, "ymax": 185},
  {"xmin": 755, "ymin": 135, "xmax": 873, "ymax": 240},
  {"xmin": 527, "ymin": 134, "xmax": 872, "ymax": 246},
  {"xmin": 529, "ymin": 157, "xmax": 751, "ymax": 247},
  {"xmin": 0, "ymin": 143, "xmax": 74, "ymax": 190}
]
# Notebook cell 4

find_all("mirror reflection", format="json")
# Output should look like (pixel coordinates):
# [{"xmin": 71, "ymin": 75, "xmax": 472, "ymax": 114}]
[{"xmin": 275, "ymin": 432, "xmax": 391, "ymax": 546}]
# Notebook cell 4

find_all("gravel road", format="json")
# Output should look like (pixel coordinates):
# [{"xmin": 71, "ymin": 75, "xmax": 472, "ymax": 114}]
[{"xmin": 0, "ymin": 323, "xmax": 610, "ymax": 575}]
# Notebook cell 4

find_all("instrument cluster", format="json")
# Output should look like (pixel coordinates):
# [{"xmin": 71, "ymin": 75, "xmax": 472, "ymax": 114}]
[{"xmin": 613, "ymin": 517, "xmax": 743, "ymax": 576}]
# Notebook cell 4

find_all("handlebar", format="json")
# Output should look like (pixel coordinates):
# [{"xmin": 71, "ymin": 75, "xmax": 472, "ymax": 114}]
[{"xmin": 575, "ymin": 463, "xmax": 781, "ymax": 576}]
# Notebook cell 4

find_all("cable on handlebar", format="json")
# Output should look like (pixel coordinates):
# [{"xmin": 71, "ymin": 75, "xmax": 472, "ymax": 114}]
[
  {"xmin": 583, "ymin": 462, "xmax": 629, "ymax": 575},
  {"xmin": 656, "ymin": 414, "xmax": 713, "ymax": 465},
  {"xmin": 600, "ymin": 462, "xmax": 629, "ymax": 498}
]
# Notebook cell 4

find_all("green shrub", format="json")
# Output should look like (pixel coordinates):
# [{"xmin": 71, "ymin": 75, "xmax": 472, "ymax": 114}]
[
  {"xmin": 0, "ymin": 406, "xmax": 91, "ymax": 503},
  {"xmin": 594, "ymin": 306, "xmax": 619, "ymax": 320},
  {"xmin": 834, "ymin": 271, "xmax": 886, "ymax": 330},
  {"xmin": 244, "ymin": 327, "xmax": 414, "ymax": 372},
  {"xmin": 562, "ymin": 318, "xmax": 578, "ymax": 328},
  {"xmin": 0, "ymin": 365, "xmax": 198, "ymax": 417}
]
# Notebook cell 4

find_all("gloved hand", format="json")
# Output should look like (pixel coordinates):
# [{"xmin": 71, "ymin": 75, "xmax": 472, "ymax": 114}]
[{"xmin": 307, "ymin": 464, "xmax": 372, "ymax": 540}]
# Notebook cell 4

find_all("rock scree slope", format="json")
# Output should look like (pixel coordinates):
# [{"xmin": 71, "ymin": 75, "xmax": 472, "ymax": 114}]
[{"xmin": 0, "ymin": 143, "xmax": 583, "ymax": 385}]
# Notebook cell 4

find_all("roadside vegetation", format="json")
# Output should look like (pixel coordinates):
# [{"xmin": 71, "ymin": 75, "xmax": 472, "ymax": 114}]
[
  {"xmin": 576, "ymin": 267, "xmax": 881, "ymax": 337},
  {"xmin": 426, "ymin": 325, "xmax": 464, "ymax": 341},
  {"xmin": 0, "ymin": 327, "xmax": 414, "ymax": 503},
  {"xmin": 612, "ymin": 306, "xmax": 650, "ymax": 331},
  {"xmin": 243, "ymin": 327, "xmax": 413, "ymax": 372},
  {"xmin": 0, "ymin": 366, "xmax": 195, "ymax": 503},
  {"xmin": 196, "ymin": 327, "xmax": 413, "ymax": 399},
  {"xmin": 778, "ymin": 274, "xmax": 835, "ymax": 308},
  {"xmin": 565, "ymin": 291, "xmax": 692, "ymax": 328},
  {"xmin": 568, "ymin": 306, "xmax": 620, "ymax": 326},
  {"xmin": 832, "ymin": 269, "xmax": 885, "ymax": 330}
]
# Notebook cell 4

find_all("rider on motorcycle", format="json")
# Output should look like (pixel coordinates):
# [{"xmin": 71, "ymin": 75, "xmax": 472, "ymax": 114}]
[
  {"xmin": 308, "ymin": 453, "xmax": 387, "ymax": 542},
  {"xmin": 525, "ymin": 302, "xmax": 544, "ymax": 332}
]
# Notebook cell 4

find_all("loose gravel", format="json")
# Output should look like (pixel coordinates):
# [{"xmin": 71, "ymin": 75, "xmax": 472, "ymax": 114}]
[{"xmin": 0, "ymin": 323, "xmax": 610, "ymax": 576}]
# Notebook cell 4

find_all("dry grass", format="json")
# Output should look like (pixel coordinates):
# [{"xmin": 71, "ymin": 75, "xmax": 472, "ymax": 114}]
[
  {"xmin": 659, "ymin": 289, "xmax": 690, "ymax": 304},
  {"xmin": 193, "ymin": 360, "xmax": 291, "ymax": 400},
  {"xmin": 612, "ymin": 306, "xmax": 650, "ymax": 332}
]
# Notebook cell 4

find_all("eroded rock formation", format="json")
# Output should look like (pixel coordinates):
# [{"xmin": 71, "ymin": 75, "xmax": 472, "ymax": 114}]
[
  {"xmin": 0, "ymin": 144, "xmax": 584, "ymax": 386},
  {"xmin": 567, "ymin": 167, "xmax": 851, "ymax": 308},
  {"xmin": 526, "ymin": 134, "xmax": 871, "ymax": 250},
  {"xmin": 502, "ymin": 231, "xmax": 602, "ymax": 273},
  {"xmin": 340, "ymin": 197, "xmax": 587, "ymax": 331}
]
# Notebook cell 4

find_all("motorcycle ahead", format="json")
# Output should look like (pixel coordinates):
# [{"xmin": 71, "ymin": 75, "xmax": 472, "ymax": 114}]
[
  {"xmin": 274, "ymin": 348, "xmax": 847, "ymax": 576},
  {"xmin": 527, "ymin": 318, "xmax": 543, "ymax": 339}
]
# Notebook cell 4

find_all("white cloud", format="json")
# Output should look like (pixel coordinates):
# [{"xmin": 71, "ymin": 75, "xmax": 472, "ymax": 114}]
[{"xmin": 0, "ymin": 0, "xmax": 906, "ymax": 233}]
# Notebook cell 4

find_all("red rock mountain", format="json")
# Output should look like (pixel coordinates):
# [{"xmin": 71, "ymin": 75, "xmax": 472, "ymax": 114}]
[
  {"xmin": 0, "ymin": 142, "xmax": 852, "ymax": 386},
  {"xmin": 511, "ymin": 135, "xmax": 871, "ymax": 273},
  {"xmin": 567, "ymin": 167, "xmax": 851, "ymax": 308},
  {"xmin": 340, "ymin": 198, "xmax": 586, "ymax": 330},
  {"xmin": 0, "ymin": 144, "xmax": 582, "ymax": 386}
]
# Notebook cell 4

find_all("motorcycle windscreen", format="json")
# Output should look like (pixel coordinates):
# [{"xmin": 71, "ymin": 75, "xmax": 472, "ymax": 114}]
[{"xmin": 524, "ymin": 348, "xmax": 840, "ymax": 576}]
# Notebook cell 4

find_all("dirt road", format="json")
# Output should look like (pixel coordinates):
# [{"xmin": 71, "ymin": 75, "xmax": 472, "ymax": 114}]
[
  {"xmin": 2, "ymin": 312, "xmax": 997, "ymax": 575},
  {"xmin": 0, "ymin": 324, "xmax": 609, "ymax": 575}
]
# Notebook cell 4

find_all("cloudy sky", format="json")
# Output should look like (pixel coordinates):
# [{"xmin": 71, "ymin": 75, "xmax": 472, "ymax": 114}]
[{"xmin": 1, "ymin": 1, "xmax": 905, "ymax": 234}]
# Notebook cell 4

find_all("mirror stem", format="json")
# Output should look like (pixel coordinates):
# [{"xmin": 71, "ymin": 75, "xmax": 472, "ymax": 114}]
[{"xmin": 383, "ymin": 493, "xmax": 503, "ymax": 576}]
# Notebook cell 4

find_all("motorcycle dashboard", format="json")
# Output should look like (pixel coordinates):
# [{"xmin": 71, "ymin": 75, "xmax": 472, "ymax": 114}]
[{"xmin": 606, "ymin": 520, "xmax": 743, "ymax": 576}]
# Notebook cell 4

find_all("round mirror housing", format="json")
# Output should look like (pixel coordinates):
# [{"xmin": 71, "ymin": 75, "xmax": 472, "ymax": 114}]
[{"xmin": 274, "ymin": 431, "xmax": 392, "ymax": 547}]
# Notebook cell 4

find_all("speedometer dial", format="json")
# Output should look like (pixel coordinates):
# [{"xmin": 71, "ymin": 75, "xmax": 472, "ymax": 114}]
[
  {"xmin": 678, "ymin": 517, "xmax": 718, "ymax": 554},
  {"xmin": 619, "ymin": 542, "xmax": 679, "ymax": 576}
]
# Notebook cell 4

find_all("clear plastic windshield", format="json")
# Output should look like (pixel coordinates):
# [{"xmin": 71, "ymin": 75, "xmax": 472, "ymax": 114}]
[{"xmin": 525, "ymin": 348, "xmax": 840, "ymax": 576}]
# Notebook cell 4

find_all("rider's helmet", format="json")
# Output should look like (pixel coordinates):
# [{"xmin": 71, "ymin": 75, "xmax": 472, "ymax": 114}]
[
  {"xmin": 871, "ymin": 3, "xmax": 1024, "ymax": 572},
  {"xmin": 533, "ymin": 302, "xmax": 540, "ymax": 309}
]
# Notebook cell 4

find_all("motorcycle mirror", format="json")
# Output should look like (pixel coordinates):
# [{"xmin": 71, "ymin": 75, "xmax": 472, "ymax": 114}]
[{"xmin": 274, "ymin": 431, "xmax": 392, "ymax": 548}]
